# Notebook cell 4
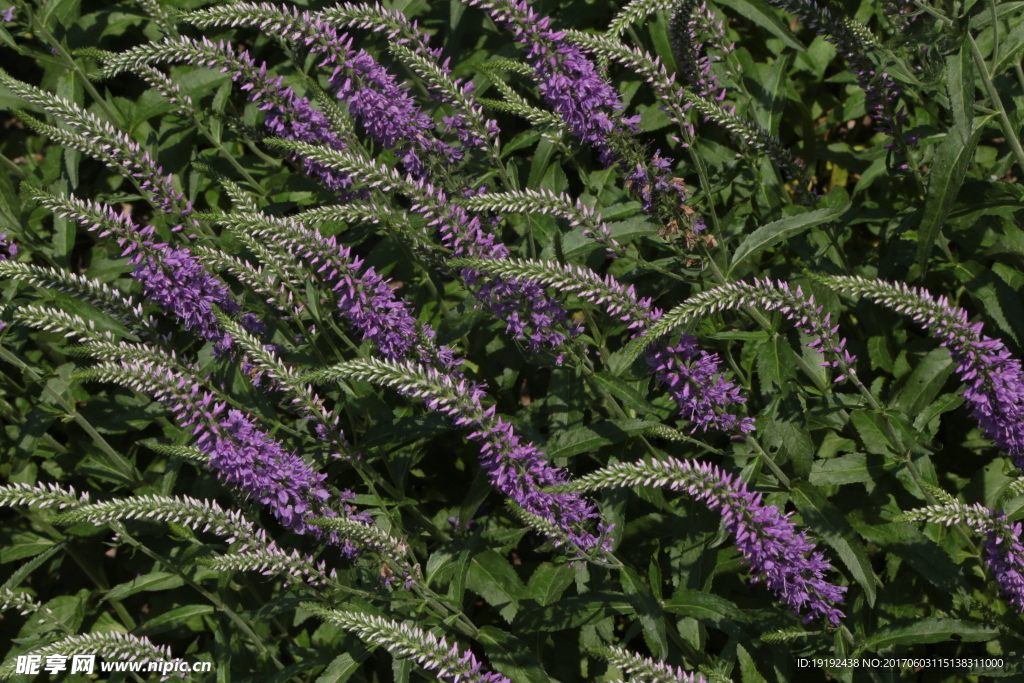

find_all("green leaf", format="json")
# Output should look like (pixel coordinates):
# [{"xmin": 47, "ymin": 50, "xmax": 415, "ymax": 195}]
[
  {"xmin": 714, "ymin": 0, "xmax": 805, "ymax": 51},
  {"xmin": 20, "ymin": 590, "xmax": 88, "ymax": 637},
  {"xmin": 139, "ymin": 605, "xmax": 214, "ymax": 635},
  {"xmin": 737, "ymin": 643, "xmax": 768, "ymax": 683},
  {"xmin": 620, "ymin": 566, "xmax": 668, "ymax": 659},
  {"xmin": 756, "ymin": 335, "xmax": 796, "ymax": 398},
  {"xmin": 544, "ymin": 419, "xmax": 652, "ymax": 460},
  {"xmin": 955, "ymin": 260, "xmax": 1024, "ymax": 347},
  {"xmin": 852, "ymin": 522, "xmax": 966, "ymax": 594},
  {"xmin": 859, "ymin": 618, "xmax": 997, "ymax": 652},
  {"xmin": 850, "ymin": 410, "xmax": 899, "ymax": 457},
  {"xmin": 0, "ymin": 541, "xmax": 66, "ymax": 592},
  {"xmin": 729, "ymin": 205, "xmax": 848, "ymax": 275},
  {"xmin": 592, "ymin": 373, "xmax": 656, "ymax": 416},
  {"xmin": 752, "ymin": 53, "xmax": 792, "ymax": 135},
  {"xmin": 970, "ymin": 2, "xmax": 1024, "ymax": 28},
  {"xmin": 662, "ymin": 589, "xmax": 747, "ymax": 638},
  {"xmin": 810, "ymin": 453, "xmax": 884, "ymax": 486},
  {"xmin": 993, "ymin": 18, "xmax": 1024, "ymax": 76},
  {"xmin": 790, "ymin": 481, "xmax": 877, "ymax": 606},
  {"xmin": 476, "ymin": 625, "xmax": 551, "ymax": 683},
  {"xmin": 0, "ymin": 533, "xmax": 56, "ymax": 563},
  {"xmin": 945, "ymin": 42, "xmax": 974, "ymax": 145},
  {"xmin": 105, "ymin": 572, "xmax": 185, "ymax": 601},
  {"xmin": 466, "ymin": 550, "xmax": 526, "ymax": 622},
  {"xmin": 515, "ymin": 592, "xmax": 633, "ymax": 632},
  {"xmin": 913, "ymin": 394, "xmax": 964, "ymax": 432},
  {"xmin": 527, "ymin": 563, "xmax": 575, "ymax": 607},
  {"xmin": 555, "ymin": 217, "xmax": 659, "ymax": 260},
  {"xmin": 916, "ymin": 119, "xmax": 985, "ymax": 273},
  {"xmin": 315, "ymin": 654, "xmax": 361, "ymax": 683},
  {"xmin": 892, "ymin": 348, "xmax": 955, "ymax": 416}
]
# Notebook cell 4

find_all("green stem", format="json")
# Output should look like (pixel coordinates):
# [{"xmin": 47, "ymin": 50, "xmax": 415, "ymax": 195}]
[
  {"xmin": 113, "ymin": 524, "xmax": 292, "ymax": 676},
  {"xmin": 0, "ymin": 346, "xmax": 144, "ymax": 488},
  {"xmin": 967, "ymin": 30, "xmax": 1024, "ymax": 175},
  {"xmin": 746, "ymin": 436, "xmax": 792, "ymax": 489},
  {"xmin": 0, "ymin": 151, "xmax": 26, "ymax": 179},
  {"xmin": 18, "ymin": 511, "xmax": 139, "ymax": 630},
  {"xmin": 990, "ymin": 0, "xmax": 1000, "ymax": 76}
]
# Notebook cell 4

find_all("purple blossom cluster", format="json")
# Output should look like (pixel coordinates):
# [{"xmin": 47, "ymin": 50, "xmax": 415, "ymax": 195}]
[
  {"xmin": 133, "ymin": 246, "xmax": 238, "ymax": 354},
  {"xmin": 984, "ymin": 517, "xmax": 1024, "ymax": 612},
  {"xmin": 250, "ymin": 215, "xmax": 419, "ymax": 360},
  {"xmin": 283, "ymin": 17, "xmax": 459, "ymax": 178},
  {"xmin": 913, "ymin": 502, "xmax": 1024, "ymax": 612},
  {"xmin": 416, "ymin": 184, "xmax": 576, "ymax": 354},
  {"xmin": 471, "ymin": 0, "xmax": 639, "ymax": 166},
  {"xmin": 318, "ymin": 4, "xmax": 500, "ymax": 153},
  {"xmin": 48, "ymin": 195, "xmax": 238, "ymax": 352},
  {"xmin": 627, "ymin": 152, "xmax": 691, "ymax": 213},
  {"xmin": 107, "ymin": 359, "xmax": 365, "ymax": 553},
  {"xmin": 177, "ymin": 38, "xmax": 352, "ymax": 191},
  {"xmin": 471, "ymin": 0, "xmax": 697, "ymax": 215},
  {"xmin": 389, "ymin": 362, "xmax": 609, "ymax": 554},
  {"xmin": 663, "ymin": 458, "xmax": 846, "ymax": 623},
  {"xmin": 744, "ymin": 279, "xmax": 857, "ymax": 383},
  {"xmin": 518, "ymin": 262, "xmax": 752, "ymax": 432},
  {"xmin": 646, "ymin": 335, "xmax": 755, "ymax": 433}
]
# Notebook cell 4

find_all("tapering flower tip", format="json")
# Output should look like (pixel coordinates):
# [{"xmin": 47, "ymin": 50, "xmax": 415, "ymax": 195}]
[
  {"xmin": 599, "ymin": 645, "xmax": 706, "ymax": 682},
  {"xmin": 217, "ymin": 41, "xmax": 353, "ymax": 191},
  {"xmin": 646, "ymin": 334, "xmax": 754, "ymax": 434},
  {"xmin": 359, "ymin": 357, "xmax": 606, "ymax": 555},
  {"xmin": 1, "ymin": 7, "xmax": 15, "ymax": 22},
  {"xmin": 306, "ymin": 606, "xmax": 512, "ymax": 683},
  {"xmin": 0, "ymin": 233, "xmax": 16, "ymax": 261}
]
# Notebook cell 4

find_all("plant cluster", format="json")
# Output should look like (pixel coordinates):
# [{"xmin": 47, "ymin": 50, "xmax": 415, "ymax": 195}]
[{"xmin": 0, "ymin": 0, "xmax": 1023, "ymax": 681}]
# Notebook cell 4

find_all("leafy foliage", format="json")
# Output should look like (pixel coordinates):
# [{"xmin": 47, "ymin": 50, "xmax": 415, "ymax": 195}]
[{"xmin": 1, "ymin": 0, "xmax": 1023, "ymax": 681}]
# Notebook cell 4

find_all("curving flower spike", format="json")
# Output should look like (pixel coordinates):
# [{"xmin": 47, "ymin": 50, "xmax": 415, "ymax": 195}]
[
  {"xmin": 314, "ymin": 358, "xmax": 609, "ymax": 556},
  {"xmin": 815, "ymin": 275, "xmax": 1024, "ymax": 463},
  {"xmin": 558, "ymin": 457, "xmax": 847, "ymax": 623}
]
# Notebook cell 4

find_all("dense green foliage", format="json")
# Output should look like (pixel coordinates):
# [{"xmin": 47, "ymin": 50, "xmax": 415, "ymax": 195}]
[{"xmin": 1, "ymin": 0, "xmax": 1024, "ymax": 681}]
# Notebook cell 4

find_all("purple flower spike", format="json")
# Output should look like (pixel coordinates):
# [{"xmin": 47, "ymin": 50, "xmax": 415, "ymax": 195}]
[
  {"xmin": 571, "ymin": 457, "xmax": 847, "ymax": 623},
  {"xmin": 40, "ymin": 193, "xmax": 240, "ymax": 352},
  {"xmin": 341, "ymin": 359, "xmax": 608, "ymax": 556},
  {"xmin": 827, "ymin": 277, "xmax": 1024, "ymax": 462},
  {"xmin": 415, "ymin": 186, "xmax": 575, "ymax": 354},
  {"xmin": 240, "ymin": 214, "xmax": 419, "ymax": 360},
  {"xmin": 89, "ymin": 359, "xmax": 366, "ymax": 557},
  {"xmin": 907, "ymin": 501, "xmax": 1024, "ymax": 612},
  {"xmin": 470, "ymin": 0, "xmax": 637, "ymax": 166},
  {"xmin": 133, "ymin": 246, "xmax": 238, "ymax": 354}
]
